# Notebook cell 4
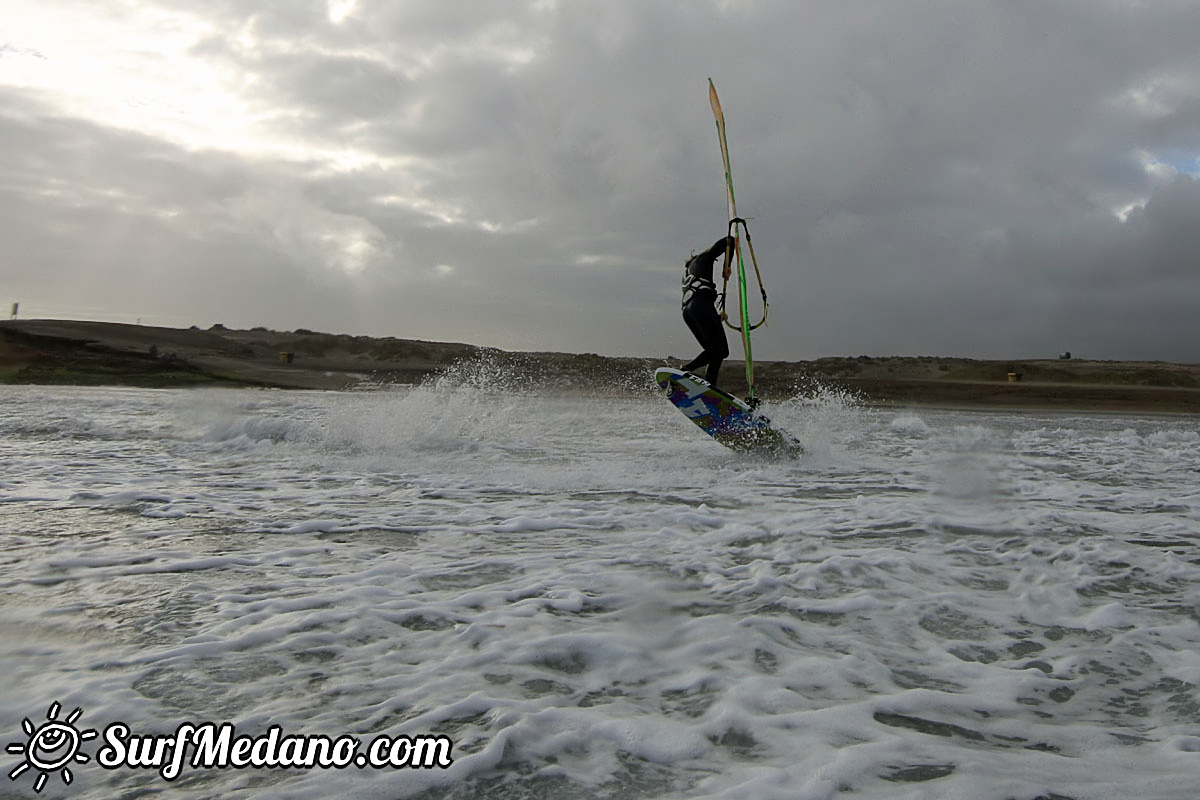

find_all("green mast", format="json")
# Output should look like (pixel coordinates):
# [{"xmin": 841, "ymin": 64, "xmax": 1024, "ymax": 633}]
[{"xmin": 708, "ymin": 78, "xmax": 758, "ymax": 399}]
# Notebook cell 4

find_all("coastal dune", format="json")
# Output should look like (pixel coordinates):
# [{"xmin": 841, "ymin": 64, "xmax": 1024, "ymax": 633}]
[{"xmin": 2, "ymin": 319, "xmax": 1199, "ymax": 412}]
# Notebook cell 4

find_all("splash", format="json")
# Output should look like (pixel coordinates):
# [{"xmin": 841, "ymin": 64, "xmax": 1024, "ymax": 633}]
[
  {"xmin": 766, "ymin": 376, "xmax": 875, "ymax": 462},
  {"xmin": 321, "ymin": 351, "xmax": 551, "ymax": 457}
]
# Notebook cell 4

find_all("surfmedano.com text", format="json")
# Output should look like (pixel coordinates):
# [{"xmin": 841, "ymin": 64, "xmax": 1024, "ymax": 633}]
[{"xmin": 98, "ymin": 721, "xmax": 454, "ymax": 780}]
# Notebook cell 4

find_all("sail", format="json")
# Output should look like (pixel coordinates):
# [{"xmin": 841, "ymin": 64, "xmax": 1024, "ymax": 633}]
[{"xmin": 708, "ymin": 78, "xmax": 762, "ymax": 397}]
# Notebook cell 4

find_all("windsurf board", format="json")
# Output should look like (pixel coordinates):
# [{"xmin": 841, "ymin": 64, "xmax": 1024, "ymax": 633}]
[{"xmin": 655, "ymin": 367, "xmax": 802, "ymax": 455}]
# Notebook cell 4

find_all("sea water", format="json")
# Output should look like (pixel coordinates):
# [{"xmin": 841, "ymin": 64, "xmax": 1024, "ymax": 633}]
[{"xmin": 1, "ymin": 365, "xmax": 1199, "ymax": 799}]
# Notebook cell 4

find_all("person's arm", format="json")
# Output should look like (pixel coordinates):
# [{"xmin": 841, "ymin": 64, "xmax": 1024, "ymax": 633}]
[{"xmin": 708, "ymin": 235, "xmax": 735, "ymax": 257}]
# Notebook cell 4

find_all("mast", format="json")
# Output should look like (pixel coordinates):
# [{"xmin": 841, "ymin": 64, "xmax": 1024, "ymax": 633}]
[{"xmin": 708, "ymin": 78, "xmax": 763, "ymax": 398}]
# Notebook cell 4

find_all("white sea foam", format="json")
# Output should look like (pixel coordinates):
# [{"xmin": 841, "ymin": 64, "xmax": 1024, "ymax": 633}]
[{"xmin": 1, "ymin": 383, "xmax": 1200, "ymax": 798}]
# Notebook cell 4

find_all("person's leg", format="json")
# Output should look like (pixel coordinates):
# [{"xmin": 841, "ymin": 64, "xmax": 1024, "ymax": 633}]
[
  {"xmin": 706, "ymin": 355, "xmax": 723, "ymax": 387},
  {"xmin": 688, "ymin": 300, "xmax": 728, "ymax": 386},
  {"xmin": 681, "ymin": 303, "xmax": 711, "ymax": 374}
]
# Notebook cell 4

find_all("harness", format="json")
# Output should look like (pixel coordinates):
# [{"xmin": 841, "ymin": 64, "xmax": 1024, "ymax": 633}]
[{"xmin": 681, "ymin": 272, "xmax": 717, "ymax": 307}]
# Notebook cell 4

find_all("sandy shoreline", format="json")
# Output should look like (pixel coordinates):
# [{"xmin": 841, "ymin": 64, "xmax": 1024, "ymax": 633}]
[{"xmin": 2, "ymin": 319, "xmax": 1199, "ymax": 413}]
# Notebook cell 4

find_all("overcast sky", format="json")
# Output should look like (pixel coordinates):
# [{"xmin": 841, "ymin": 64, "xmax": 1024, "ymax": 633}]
[{"xmin": 2, "ymin": 1, "xmax": 1199, "ymax": 361}]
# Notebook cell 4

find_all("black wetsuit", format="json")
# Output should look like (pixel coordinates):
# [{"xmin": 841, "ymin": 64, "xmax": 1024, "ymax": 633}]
[{"xmin": 681, "ymin": 236, "xmax": 733, "ymax": 388}]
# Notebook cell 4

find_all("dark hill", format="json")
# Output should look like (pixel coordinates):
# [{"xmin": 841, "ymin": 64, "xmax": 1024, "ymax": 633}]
[{"xmin": 2, "ymin": 319, "xmax": 1199, "ymax": 412}]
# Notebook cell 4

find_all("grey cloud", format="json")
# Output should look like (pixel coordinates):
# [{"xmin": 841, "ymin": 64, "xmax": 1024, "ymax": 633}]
[{"xmin": 3, "ymin": 0, "xmax": 1200, "ymax": 361}]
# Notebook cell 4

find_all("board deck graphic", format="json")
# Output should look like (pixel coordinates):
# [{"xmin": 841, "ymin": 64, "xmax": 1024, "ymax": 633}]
[{"xmin": 655, "ymin": 367, "xmax": 802, "ymax": 455}]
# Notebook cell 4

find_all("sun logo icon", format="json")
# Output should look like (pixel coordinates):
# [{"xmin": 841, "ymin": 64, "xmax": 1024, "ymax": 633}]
[{"xmin": 6, "ymin": 702, "xmax": 98, "ymax": 793}]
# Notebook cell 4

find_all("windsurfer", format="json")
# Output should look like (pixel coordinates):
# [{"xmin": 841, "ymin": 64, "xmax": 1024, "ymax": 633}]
[{"xmin": 680, "ymin": 234, "xmax": 735, "ymax": 388}]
